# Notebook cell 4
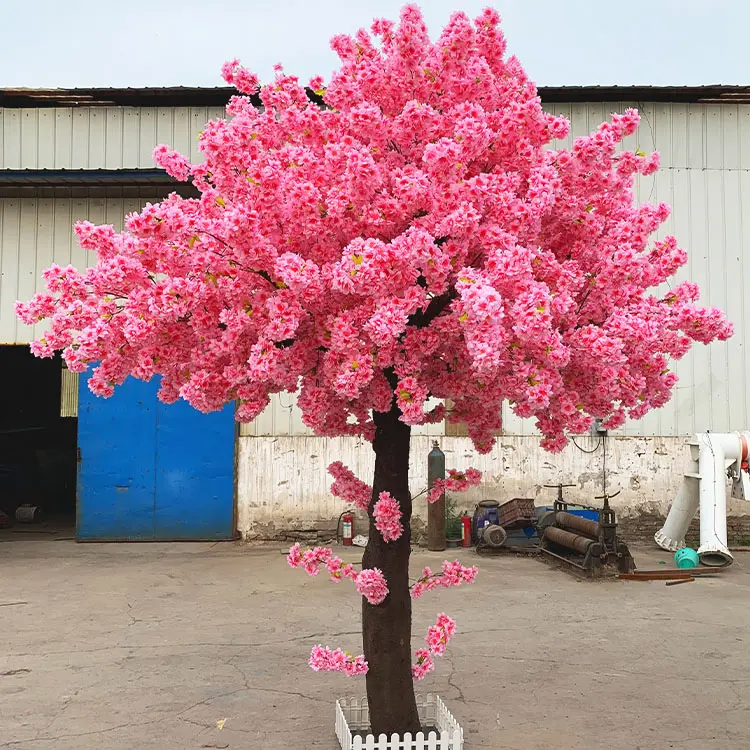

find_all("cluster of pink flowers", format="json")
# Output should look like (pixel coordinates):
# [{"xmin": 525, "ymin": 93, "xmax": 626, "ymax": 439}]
[
  {"xmin": 412, "ymin": 649, "xmax": 434, "ymax": 681},
  {"xmin": 411, "ymin": 560, "xmax": 479, "ymax": 599},
  {"xmin": 427, "ymin": 468, "xmax": 483, "ymax": 504},
  {"xmin": 373, "ymin": 491, "xmax": 403, "ymax": 542},
  {"xmin": 412, "ymin": 613, "xmax": 457, "ymax": 680},
  {"xmin": 287, "ymin": 542, "xmax": 355, "ymax": 580},
  {"xmin": 328, "ymin": 462, "xmax": 371, "ymax": 511},
  {"xmin": 426, "ymin": 613, "xmax": 457, "ymax": 656},
  {"xmin": 287, "ymin": 543, "xmax": 388, "ymax": 605},
  {"xmin": 152, "ymin": 145, "xmax": 192, "ymax": 182},
  {"xmin": 309, "ymin": 646, "xmax": 368, "ymax": 676},
  {"xmin": 354, "ymin": 568, "xmax": 390, "ymax": 605}
]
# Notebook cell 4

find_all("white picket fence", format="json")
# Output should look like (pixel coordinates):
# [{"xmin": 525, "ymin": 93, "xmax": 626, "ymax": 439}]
[{"xmin": 335, "ymin": 694, "xmax": 463, "ymax": 750}]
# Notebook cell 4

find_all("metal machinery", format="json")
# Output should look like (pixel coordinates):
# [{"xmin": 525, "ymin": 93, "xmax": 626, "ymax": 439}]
[
  {"xmin": 475, "ymin": 522, "xmax": 508, "ymax": 551},
  {"xmin": 540, "ymin": 488, "xmax": 635, "ymax": 577},
  {"xmin": 475, "ymin": 498, "xmax": 536, "ymax": 555}
]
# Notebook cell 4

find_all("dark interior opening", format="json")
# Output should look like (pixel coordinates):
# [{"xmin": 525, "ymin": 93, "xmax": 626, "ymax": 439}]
[{"xmin": 0, "ymin": 345, "xmax": 77, "ymax": 536}]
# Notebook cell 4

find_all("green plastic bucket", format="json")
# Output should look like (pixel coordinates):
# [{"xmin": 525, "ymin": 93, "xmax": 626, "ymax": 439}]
[{"xmin": 674, "ymin": 548, "xmax": 699, "ymax": 569}]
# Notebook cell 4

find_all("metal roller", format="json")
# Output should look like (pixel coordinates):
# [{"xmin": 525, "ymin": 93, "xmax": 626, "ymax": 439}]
[
  {"xmin": 539, "ymin": 490, "xmax": 635, "ymax": 577},
  {"xmin": 543, "ymin": 526, "xmax": 595, "ymax": 555},
  {"xmin": 555, "ymin": 511, "xmax": 601, "ymax": 539}
]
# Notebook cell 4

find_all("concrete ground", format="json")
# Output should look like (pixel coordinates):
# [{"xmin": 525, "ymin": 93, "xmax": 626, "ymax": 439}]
[{"xmin": 1, "ymin": 541, "xmax": 749, "ymax": 750}]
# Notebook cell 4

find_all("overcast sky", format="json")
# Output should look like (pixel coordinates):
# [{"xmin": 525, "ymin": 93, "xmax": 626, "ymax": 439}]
[{"xmin": 1, "ymin": 0, "xmax": 746, "ymax": 89}]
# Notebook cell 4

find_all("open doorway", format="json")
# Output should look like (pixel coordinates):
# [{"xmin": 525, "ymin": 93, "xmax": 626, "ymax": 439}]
[{"xmin": 0, "ymin": 345, "xmax": 77, "ymax": 539}]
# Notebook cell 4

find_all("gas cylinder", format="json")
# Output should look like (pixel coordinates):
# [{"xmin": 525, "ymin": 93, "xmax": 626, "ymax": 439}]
[
  {"xmin": 341, "ymin": 512, "xmax": 354, "ymax": 546},
  {"xmin": 427, "ymin": 441, "xmax": 446, "ymax": 551}
]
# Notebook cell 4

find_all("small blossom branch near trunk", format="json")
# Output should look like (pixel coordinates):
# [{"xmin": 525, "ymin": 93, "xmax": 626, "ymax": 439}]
[
  {"xmin": 413, "ymin": 613, "xmax": 457, "ymax": 680},
  {"xmin": 287, "ymin": 543, "xmax": 388, "ymax": 605},
  {"xmin": 373, "ymin": 491, "xmax": 403, "ymax": 542},
  {"xmin": 18, "ymin": 2, "xmax": 731, "ymax": 737},
  {"xmin": 329, "ymin": 462, "xmax": 372, "ymax": 511},
  {"xmin": 410, "ymin": 561, "xmax": 479, "ymax": 599},
  {"xmin": 310, "ymin": 646, "xmax": 369, "ymax": 676},
  {"xmin": 297, "ymin": 460, "xmax": 478, "ymax": 693},
  {"xmin": 426, "ymin": 468, "xmax": 483, "ymax": 504}
]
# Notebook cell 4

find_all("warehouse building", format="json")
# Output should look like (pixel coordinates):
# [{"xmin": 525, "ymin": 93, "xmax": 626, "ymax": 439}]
[
  {"xmin": 0, "ymin": 88, "xmax": 235, "ymax": 540},
  {"xmin": 1, "ymin": 85, "xmax": 748, "ymax": 541}
]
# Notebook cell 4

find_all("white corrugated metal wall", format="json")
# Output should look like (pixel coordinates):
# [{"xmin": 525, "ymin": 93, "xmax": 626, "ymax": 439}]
[
  {"xmin": 0, "ymin": 197, "xmax": 152, "ymax": 343},
  {"xmin": 1, "ymin": 99, "xmax": 748, "ymax": 534},
  {"xmin": 0, "ymin": 106, "xmax": 226, "ymax": 169},
  {"xmin": 0, "ymin": 103, "xmax": 225, "ymax": 344}
]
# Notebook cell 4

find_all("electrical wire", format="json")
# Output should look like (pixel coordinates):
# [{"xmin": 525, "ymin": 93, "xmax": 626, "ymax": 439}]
[
  {"xmin": 571, "ymin": 436, "xmax": 603, "ymax": 454},
  {"xmin": 570, "ymin": 433, "xmax": 607, "ymax": 497}
]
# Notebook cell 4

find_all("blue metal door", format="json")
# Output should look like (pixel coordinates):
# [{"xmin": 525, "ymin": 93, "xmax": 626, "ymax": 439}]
[
  {"xmin": 77, "ymin": 376, "xmax": 235, "ymax": 540},
  {"xmin": 153, "ymin": 396, "xmax": 236, "ymax": 539}
]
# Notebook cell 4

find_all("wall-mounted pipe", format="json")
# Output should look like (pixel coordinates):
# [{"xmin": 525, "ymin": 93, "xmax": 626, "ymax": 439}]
[
  {"xmin": 655, "ymin": 432, "xmax": 750, "ymax": 567},
  {"xmin": 654, "ymin": 439, "xmax": 699, "ymax": 553},
  {"xmin": 696, "ymin": 434, "xmax": 737, "ymax": 566}
]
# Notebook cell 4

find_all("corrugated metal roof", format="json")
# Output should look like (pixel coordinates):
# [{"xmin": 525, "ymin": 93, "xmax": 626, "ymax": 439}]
[
  {"xmin": 0, "ymin": 87, "xmax": 244, "ymax": 108},
  {"xmin": 0, "ymin": 168, "xmax": 185, "ymax": 187},
  {"xmin": 0, "ymin": 169, "xmax": 200, "ymax": 198},
  {"xmin": 1, "ymin": 85, "xmax": 749, "ymax": 108},
  {"xmin": 539, "ymin": 85, "xmax": 750, "ymax": 104}
]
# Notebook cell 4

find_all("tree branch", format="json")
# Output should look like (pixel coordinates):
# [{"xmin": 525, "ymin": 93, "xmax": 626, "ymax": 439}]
[
  {"xmin": 199, "ymin": 231, "xmax": 276, "ymax": 288},
  {"xmin": 407, "ymin": 287, "xmax": 457, "ymax": 328}
]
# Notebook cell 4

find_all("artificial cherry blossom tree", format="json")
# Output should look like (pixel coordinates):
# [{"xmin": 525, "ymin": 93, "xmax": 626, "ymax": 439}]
[{"xmin": 18, "ymin": 5, "xmax": 731, "ymax": 735}]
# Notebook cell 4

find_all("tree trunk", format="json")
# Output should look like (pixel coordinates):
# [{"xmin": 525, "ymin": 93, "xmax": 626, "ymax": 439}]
[{"xmin": 362, "ymin": 401, "xmax": 420, "ymax": 735}]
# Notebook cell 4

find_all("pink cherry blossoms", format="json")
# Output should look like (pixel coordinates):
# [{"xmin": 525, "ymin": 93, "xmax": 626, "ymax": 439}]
[
  {"xmin": 427, "ymin": 467, "xmax": 483, "ymax": 504},
  {"xmin": 328, "ymin": 461, "xmax": 371, "ymax": 511},
  {"xmin": 413, "ymin": 613, "xmax": 457, "ymax": 680},
  {"xmin": 287, "ymin": 543, "xmax": 388, "ymax": 605},
  {"xmin": 289, "ymin": 543, "xmax": 474, "ymax": 678},
  {"xmin": 355, "ymin": 568, "xmax": 390, "ymax": 605},
  {"xmin": 410, "ymin": 561, "xmax": 479, "ymax": 599},
  {"xmin": 328, "ymin": 465, "xmax": 404, "ymax": 543},
  {"xmin": 309, "ymin": 646, "xmax": 369, "ymax": 676},
  {"xmin": 373, "ymin": 491, "xmax": 403, "ymax": 542},
  {"xmin": 15, "ymin": 5, "xmax": 731, "ymax": 455}
]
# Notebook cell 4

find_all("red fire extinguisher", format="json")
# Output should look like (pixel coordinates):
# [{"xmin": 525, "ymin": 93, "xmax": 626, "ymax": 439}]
[
  {"xmin": 341, "ymin": 512, "xmax": 354, "ymax": 546},
  {"xmin": 461, "ymin": 515, "xmax": 472, "ymax": 548}
]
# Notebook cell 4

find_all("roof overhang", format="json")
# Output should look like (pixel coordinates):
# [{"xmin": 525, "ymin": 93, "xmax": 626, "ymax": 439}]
[
  {"xmin": 0, "ymin": 169, "xmax": 199, "ymax": 197},
  {"xmin": 1, "ymin": 85, "xmax": 749, "ymax": 109}
]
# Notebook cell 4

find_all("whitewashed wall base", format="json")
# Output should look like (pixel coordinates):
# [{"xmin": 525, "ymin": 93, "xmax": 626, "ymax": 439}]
[{"xmin": 335, "ymin": 694, "xmax": 463, "ymax": 750}]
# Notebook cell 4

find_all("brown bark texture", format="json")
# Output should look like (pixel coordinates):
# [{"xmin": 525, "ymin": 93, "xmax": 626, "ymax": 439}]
[{"xmin": 361, "ymin": 401, "xmax": 420, "ymax": 735}]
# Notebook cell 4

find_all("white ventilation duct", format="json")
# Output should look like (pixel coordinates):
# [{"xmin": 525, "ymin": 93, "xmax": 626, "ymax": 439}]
[{"xmin": 655, "ymin": 432, "xmax": 750, "ymax": 567}]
